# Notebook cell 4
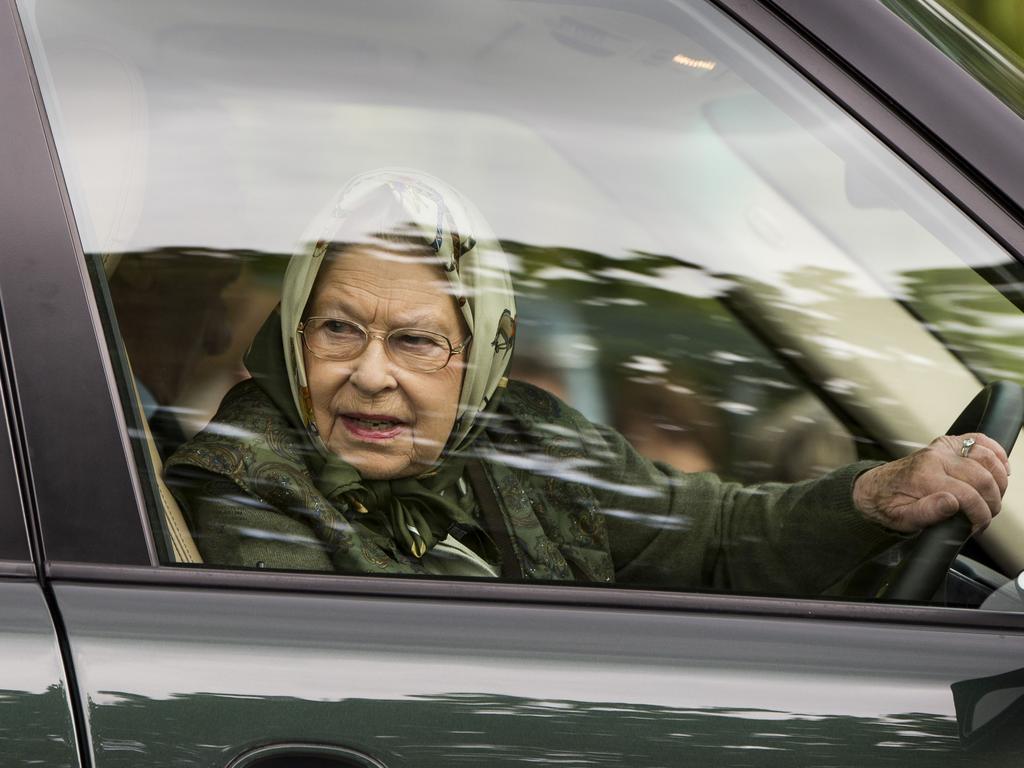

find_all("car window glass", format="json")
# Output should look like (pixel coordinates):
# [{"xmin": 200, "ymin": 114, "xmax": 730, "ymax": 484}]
[{"xmin": 17, "ymin": 0, "xmax": 1024, "ymax": 608}]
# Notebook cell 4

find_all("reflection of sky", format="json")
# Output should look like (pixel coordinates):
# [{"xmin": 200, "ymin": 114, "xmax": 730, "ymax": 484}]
[
  {"xmin": 83, "ymin": 637, "xmax": 955, "ymax": 720},
  {"xmin": 0, "ymin": 639, "xmax": 68, "ymax": 696},
  {"xmin": 22, "ymin": 0, "xmax": 1011, "ymax": 288},
  {"xmin": 60, "ymin": 584, "xmax": 1012, "ymax": 724},
  {"xmin": 0, "ymin": 585, "xmax": 72, "ymax": 696}
]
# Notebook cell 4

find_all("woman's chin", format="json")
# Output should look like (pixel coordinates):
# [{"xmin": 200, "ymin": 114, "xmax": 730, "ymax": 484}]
[{"xmin": 330, "ymin": 443, "xmax": 419, "ymax": 480}]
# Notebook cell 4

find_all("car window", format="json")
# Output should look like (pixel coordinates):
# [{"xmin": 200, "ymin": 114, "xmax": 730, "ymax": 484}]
[{"xmin": 18, "ymin": 0, "xmax": 1024, "ymax": 605}]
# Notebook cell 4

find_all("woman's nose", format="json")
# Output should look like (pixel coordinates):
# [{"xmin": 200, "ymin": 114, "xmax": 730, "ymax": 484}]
[{"xmin": 347, "ymin": 335, "xmax": 398, "ymax": 393}]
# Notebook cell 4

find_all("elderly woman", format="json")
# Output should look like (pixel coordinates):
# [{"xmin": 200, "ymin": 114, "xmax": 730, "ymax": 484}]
[{"xmin": 165, "ymin": 170, "xmax": 1009, "ymax": 592}]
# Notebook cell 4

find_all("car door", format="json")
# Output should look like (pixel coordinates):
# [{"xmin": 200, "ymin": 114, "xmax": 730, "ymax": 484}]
[
  {"xmin": 6, "ymin": 0, "xmax": 1024, "ymax": 766},
  {"xmin": 0, "ymin": 9, "xmax": 81, "ymax": 765},
  {"xmin": 0, "ymin": 363, "xmax": 79, "ymax": 767}
]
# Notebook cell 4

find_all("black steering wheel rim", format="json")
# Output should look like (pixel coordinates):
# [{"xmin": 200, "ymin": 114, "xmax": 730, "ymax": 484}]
[{"xmin": 881, "ymin": 381, "xmax": 1024, "ymax": 602}]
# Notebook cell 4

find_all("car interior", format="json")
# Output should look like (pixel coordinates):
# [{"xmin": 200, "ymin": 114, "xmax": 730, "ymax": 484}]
[{"xmin": 21, "ymin": 0, "xmax": 1024, "ymax": 608}]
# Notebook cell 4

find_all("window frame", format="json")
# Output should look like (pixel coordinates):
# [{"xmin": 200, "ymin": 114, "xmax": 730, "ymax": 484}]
[
  {"xmin": 0, "ymin": 337, "xmax": 35, "ymax": 574},
  {"xmin": 2, "ymin": 0, "xmax": 153, "ymax": 568},
  {"xmin": 757, "ymin": 0, "xmax": 1024, "ymax": 246},
  {"xmin": 6, "ymin": 0, "xmax": 1024, "ymax": 631},
  {"xmin": 0, "ymin": 330, "xmax": 37, "ymax": 572}
]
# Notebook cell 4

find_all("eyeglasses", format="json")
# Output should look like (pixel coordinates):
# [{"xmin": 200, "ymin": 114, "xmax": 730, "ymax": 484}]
[{"xmin": 298, "ymin": 317, "xmax": 470, "ymax": 373}]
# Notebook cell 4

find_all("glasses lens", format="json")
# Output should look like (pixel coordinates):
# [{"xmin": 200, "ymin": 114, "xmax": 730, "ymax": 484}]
[
  {"xmin": 305, "ymin": 318, "xmax": 367, "ymax": 360},
  {"xmin": 388, "ymin": 330, "xmax": 451, "ymax": 371}
]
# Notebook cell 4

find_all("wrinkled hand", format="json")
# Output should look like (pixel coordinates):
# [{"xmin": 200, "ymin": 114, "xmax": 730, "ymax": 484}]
[{"xmin": 853, "ymin": 433, "xmax": 1010, "ymax": 535}]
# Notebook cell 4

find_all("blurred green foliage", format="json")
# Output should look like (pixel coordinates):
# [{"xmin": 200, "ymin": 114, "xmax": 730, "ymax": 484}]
[{"xmin": 949, "ymin": 0, "xmax": 1024, "ymax": 56}]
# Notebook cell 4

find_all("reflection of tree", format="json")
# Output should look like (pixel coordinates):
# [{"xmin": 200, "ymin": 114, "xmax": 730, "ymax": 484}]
[
  {"xmin": 900, "ymin": 265, "xmax": 1024, "ymax": 387},
  {"xmin": 503, "ymin": 240, "xmax": 812, "ymax": 478},
  {"xmin": 0, "ymin": 685, "xmax": 78, "ymax": 766},
  {"xmin": 112, "ymin": 242, "xmax": 1024, "ymax": 486},
  {"xmin": 504, "ymin": 241, "xmax": 897, "ymax": 480},
  {"xmin": 504, "ymin": 239, "xmax": 681, "ymax": 279},
  {"xmin": 949, "ymin": 1, "xmax": 1024, "ymax": 60},
  {"xmin": 727, "ymin": 262, "xmax": 1024, "ymax": 466},
  {"xmin": 82, "ymin": 690, "xmax": 1022, "ymax": 767}
]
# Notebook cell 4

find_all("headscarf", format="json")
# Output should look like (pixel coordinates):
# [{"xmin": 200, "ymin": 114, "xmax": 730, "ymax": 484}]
[{"xmin": 245, "ymin": 169, "xmax": 517, "ymax": 559}]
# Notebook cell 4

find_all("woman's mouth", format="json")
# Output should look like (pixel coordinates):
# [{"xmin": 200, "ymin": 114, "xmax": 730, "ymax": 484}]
[{"xmin": 340, "ymin": 413, "xmax": 406, "ymax": 440}]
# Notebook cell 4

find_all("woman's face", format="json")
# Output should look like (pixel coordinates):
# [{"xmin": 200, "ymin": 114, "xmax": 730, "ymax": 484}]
[{"xmin": 302, "ymin": 244, "xmax": 468, "ymax": 479}]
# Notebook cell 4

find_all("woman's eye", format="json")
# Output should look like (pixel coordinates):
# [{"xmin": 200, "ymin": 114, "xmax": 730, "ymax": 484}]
[
  {"xmin": 322, "ymin": 320, "xmax": 362, "ymax": 338},
  {"xmin": 393, "ymin": 332, "xmax": 442, "ymax": 351}
]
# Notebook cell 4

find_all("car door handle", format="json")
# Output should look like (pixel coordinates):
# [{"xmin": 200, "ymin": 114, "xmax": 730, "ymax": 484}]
[{"xmin": 227, "ymin": 742, "xmax": 389, "ymax": 768}]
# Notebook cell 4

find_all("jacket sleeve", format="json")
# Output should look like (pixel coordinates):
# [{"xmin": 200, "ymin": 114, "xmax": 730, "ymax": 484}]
[
  {"xmin": 591, "ymin": 421, "xmax": 905, "ymax": 594},
  {"xmin": 171, "ymin": 472, "xmax": 334, "ymax": 571}
]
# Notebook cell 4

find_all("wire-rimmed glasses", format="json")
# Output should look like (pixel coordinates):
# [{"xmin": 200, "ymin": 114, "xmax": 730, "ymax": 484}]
[{"xmin": 298, "ymin": 317, "xmax": 470, "ymax": 373}]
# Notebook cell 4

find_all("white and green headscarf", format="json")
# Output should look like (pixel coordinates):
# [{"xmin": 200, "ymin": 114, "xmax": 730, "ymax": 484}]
[
  {"xmin": 241, "ymin": 169, "xmax": 517, "ymax": 560},
  {"xmin": 280, "ymin": 168, "xmax": 517, "ymax": 456}
]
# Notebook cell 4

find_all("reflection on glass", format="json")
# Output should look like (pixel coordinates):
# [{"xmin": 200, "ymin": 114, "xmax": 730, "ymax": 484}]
[{"xmin": 19, "ymin": 0, "xmax": 1024, "ymax": 597}]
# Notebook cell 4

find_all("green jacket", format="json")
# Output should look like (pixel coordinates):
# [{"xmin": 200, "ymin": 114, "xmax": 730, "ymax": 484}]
[{"xmin": 165, "ymin": 378, "xmax": 902, "ymax": 594}]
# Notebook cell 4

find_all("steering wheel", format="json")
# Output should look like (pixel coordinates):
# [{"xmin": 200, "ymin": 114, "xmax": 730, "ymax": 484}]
[{"xmin": 882, "ymin": 381, "xmax": 1024, "ymax": 602}]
